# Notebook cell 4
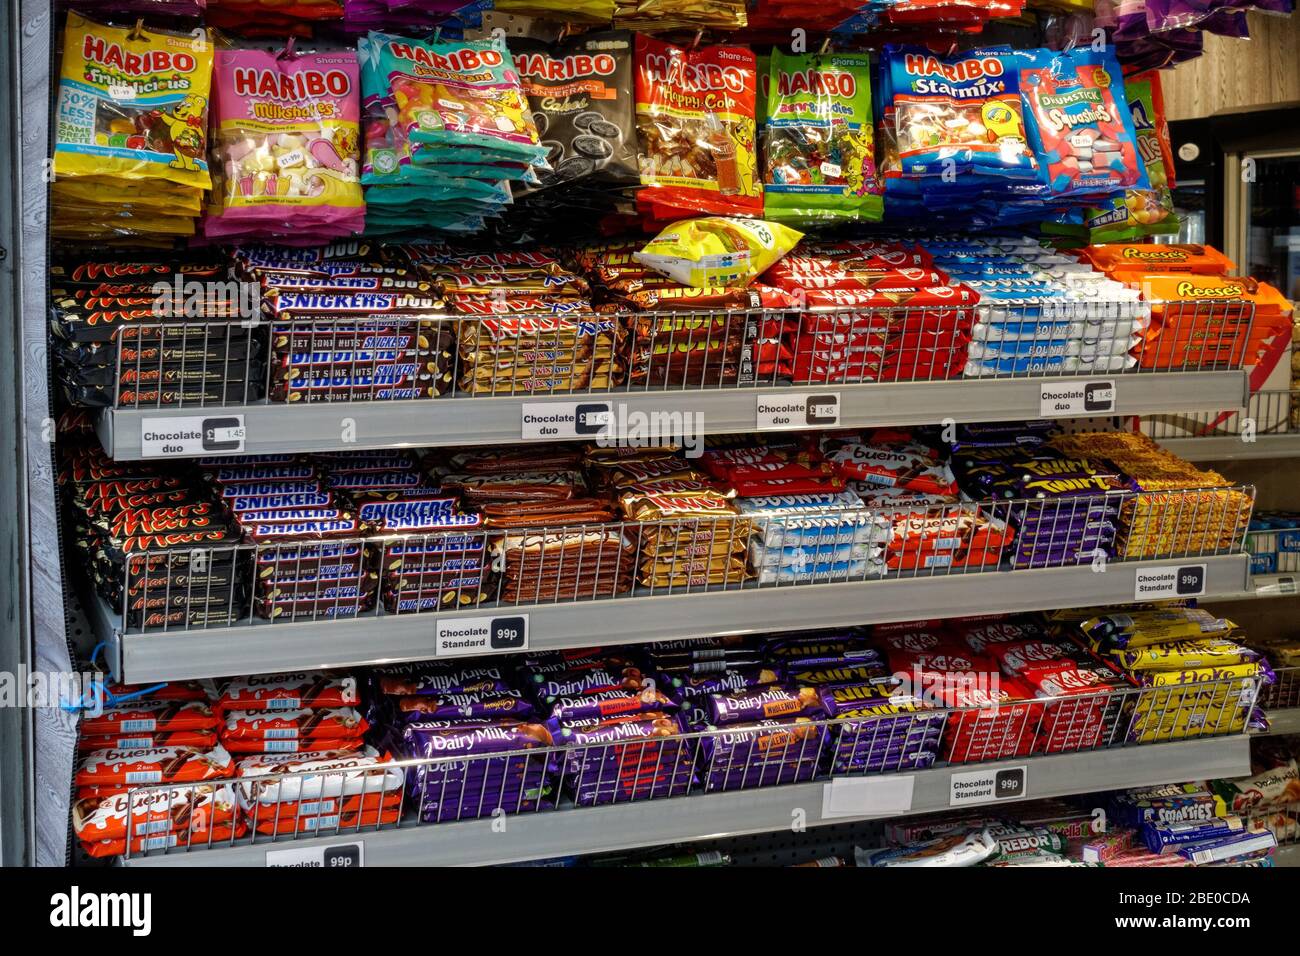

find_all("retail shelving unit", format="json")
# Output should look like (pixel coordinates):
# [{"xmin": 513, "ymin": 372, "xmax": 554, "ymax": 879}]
[
  {"xmin": 96, "ymin": 370, "xmax": 1249, "ymax": 459},
  {"xmin": 117, "ymin": 736, "xmax": 1250, "ymax": 867},
  {"xmin": 96, "ymin": 553, "xmax": 1251, "ymax": 683}
]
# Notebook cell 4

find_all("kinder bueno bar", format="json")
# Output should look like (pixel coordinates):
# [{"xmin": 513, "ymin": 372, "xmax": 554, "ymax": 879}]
[
  {"xmin": 219, "ymin": 707, "xmax": 368, "ymax": 743},
  {"xmin": 75, "ymin": 745, "xmax": 235, "ymax": 789},
  {"xmin": 81, "ymin": 701, "xmax": 220, "ymax": 737},
  {"xmin": 77, "ymin": 730, "xmax": 218, "ymax": 753},
  {"xmin": 234, "ymin": 748, "xmax": 404, "ymax": 805},
  {"xmin": 215, "ymin": 673, "xmax": 359, "ymax": 712},
  {"xmin": 72, "ymin": 783, "xmax": 238, "ymax": 846}
]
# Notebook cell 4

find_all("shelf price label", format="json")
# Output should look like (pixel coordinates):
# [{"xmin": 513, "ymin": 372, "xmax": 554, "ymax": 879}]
[
  {"xmin": 521, "ymin": 401, "xmax": 612, "ymax": 440},
  {"xmin": 1134, "ymin": 563, "xmax": 1207, "ymax": 600},
  {"xmin": 140, "ymin": 415, "xmax": 246, "ymax": 458},
  {"xmin": 1039, "ymin": 380, "xmax": 1115, "ymax": 417},
  {"xmin": 435, "ymin": 614, "xmax": 529, "ymax": 656},
  {"xmin": 949, "ymin": 766, "xmax": 1027, "ymax": 807},
  {"xmin": 756, "ymin": 392, "xmax": 840, "ymax": 431},
  {"xmin": 822, "ymin": 775, "xmax": 915, "ymax": 819},
  {"xmin": 266, "ymin": 841, "xmax": 363, "ymax": 867}
]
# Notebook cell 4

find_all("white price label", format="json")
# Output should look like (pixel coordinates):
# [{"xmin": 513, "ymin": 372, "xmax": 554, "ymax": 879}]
[
  {"xmin": 521, "ymin": 401, "xmax": 612, "ymax": 440},
  {"xmin": 1134, "ymin": 563, "xmax": 1207, "ymax": 600},
  {"xmin": 950, "ymin": 766, "xmax": 1027, "ymax": 806},
  {"xmin": 140, "ymin": 415, "xmax": 246, "ymax": 458},
  {"xmin": 108, "ymin": 83, "xmax": 136, "ymax": 100},
  {"xmin": 822, "ymin": 775, "xmax": 914, "ymax": 819},
  {"xmin": 819, "ymin": 161, "xmax": 842, "ymax": 179},
  {"xmin": 276, "ymin": 149, "xmax": 306, "ymax": 168},
  {"xmin": 435, "ymin": 614, "xmax": 529, "ymax": 657},
  {"xmin": 1039, "ymin": 380, "xmax": 1115, "ymax": 417},
  {"xmin": 756, "ymin": 392, "xmax": 840, "ymax": 431},
  {"xmin": 266, "ymin": 842, "xmax": 364, "ymax": 868}
]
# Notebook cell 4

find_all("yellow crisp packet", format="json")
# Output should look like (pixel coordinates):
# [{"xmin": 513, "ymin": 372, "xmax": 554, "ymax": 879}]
[
  {"xmin": 635, "ymin": 217, "xmax": 803, "ymax": 289},
  {"xmin": 54, "ymin": 13, "xmax": 213, "ymax": 191}
]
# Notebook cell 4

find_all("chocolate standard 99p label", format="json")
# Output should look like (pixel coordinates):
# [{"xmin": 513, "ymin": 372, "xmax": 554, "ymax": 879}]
[
  {"xmin": 756, "ymin": 392, "xmax": 840, "ymax": 431},
  {"xmin": 265, "ymin": 841, "xmax": 364, "ymax": 868},
  {"xmin": 141, "ymin": 414, "xmax": 246, "ymax": 457},
  {"xmin": 1134, "ymin": 563, "xmax": 1206, "ymax": 600},
  {"xmin": 435, "ymin": 614, "xmax": 530, "ymax": 656},
  {"xmin": 949, "ymin": 765, "xmax": 1027, "ymax": 807}
]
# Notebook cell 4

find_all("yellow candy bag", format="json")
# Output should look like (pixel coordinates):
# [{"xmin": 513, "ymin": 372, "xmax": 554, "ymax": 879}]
[
  {"xmin": 54, "ymin": 14, "xmax": 212, "ymax": 191},
  {"xmin": 634, "ymin": 217, "xmax": 802, "ymax": 289}
]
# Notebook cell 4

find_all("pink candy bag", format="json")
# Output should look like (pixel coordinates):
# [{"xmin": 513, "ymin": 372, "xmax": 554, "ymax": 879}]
[{"xmin": 206, "ymin": 44, "xmax": 364, "ymax": 243}]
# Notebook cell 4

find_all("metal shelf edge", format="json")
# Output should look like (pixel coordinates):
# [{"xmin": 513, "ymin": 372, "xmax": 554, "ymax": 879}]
[
  {"xmin": 1257, "ymin": 708, "xmax": 1300, "ymax": 737},
  {"xmin": 1155, "ymin": 435, "xmax": 1300, "ymax": 462},
  {"xmin": 108, "ymin": 554, "xmax": 1250, "ymax": 683},
  {"xmin": 117, "ymin": 736, "xmax": 1251, "ymax": 867},
  {"xmin": 100, "ymin": 371, "xmax": 1249, "ymax": 460}
]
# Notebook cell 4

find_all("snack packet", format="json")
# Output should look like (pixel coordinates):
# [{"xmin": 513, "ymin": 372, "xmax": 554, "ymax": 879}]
[
  {"xmin": 634, "ymin": 35, "xmax": 762, "ymax": 220},
  {"xmin": 54, "ymin": 13, "xmax": 213, "ymax": 192},
  {"xmin": 381, "ymin": 35, "xmax": 547, "ymax": 166},
  {"xmin": 886, "ymin": 46, "xmax": 1039, "ymax": 182},
  {"xmin": 1021, "ymin": 46, "xmax": 1149, "ymax": 200},
  {"xmin": 1084, "ymin": 70, "xmax": 1178, "ymax": 241},
  {"xmin": 207, "ymin": 45, "xmax": 363, "ymax": 241},
  {"xmin": 634, "ymin": 217, "xmax": 803, "ymax": 288},
  {"xmin": 762, "ymin": 50, "xmax": 882, "ymax": 226}
]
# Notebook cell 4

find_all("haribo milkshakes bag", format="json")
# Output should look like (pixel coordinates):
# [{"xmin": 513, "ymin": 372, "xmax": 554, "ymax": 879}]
[
  {"xmin": 207, "ymin": 45, "xmax": 363, "ymax": 241},
  {"xmin": 762, "ymin": 50, "xmax": 882, "ymax": 226},
  {"xmin": 634, "ymin": 35, "xmax": 762, "ymax": 221},
  {"xmin": 1021, "ymin": 45, "xmax": 1148, "ymax": 201}
]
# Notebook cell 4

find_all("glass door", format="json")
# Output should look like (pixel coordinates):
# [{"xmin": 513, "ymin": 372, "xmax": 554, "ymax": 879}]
[{"xmin": 1241, "ymin": 150, "xmax": 1300, "ymax": 297}]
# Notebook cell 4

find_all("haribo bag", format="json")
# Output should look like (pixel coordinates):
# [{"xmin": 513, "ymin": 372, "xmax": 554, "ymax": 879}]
[
  {"xmin": 207, "ymin": 45, "xmax": 363, "ymax": 240},
  {"xmin": 886, "ymin": 46, "xmax": 1040, "ymax": 181},
  {"xmin": 634, "ymin": 35, "xmax": 762, "ymax": 220},
  {"xmin": 54, "ymin": 13, "xmax": 213, "ymax": 191},
  {"xmin": 378, "ymin": 35, "xmax": 548, "ymax": 166},
  {"xmin": 762, "ymin": 50, "xmax": 882, "ymax": 226}
]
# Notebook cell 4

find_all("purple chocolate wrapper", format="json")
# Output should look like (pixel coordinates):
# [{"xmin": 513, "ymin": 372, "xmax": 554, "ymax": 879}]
[
  {"xmin": 706, "ymin": 685, "xmax": 824, "ymax": 725},
  {"xmin": 662, "ymin": 666, "xmax": 782, "ymax": 700},
  {"xmin": 548, "ymin": 687, "xmax": 678, "ymax": 724},
  {"xmin": 403, "ymin": 721, "xmax": 553, "ymax": 757},
  {"xmin": 395, "ymin": 690, "xmax": 536, "ymax": 722}
]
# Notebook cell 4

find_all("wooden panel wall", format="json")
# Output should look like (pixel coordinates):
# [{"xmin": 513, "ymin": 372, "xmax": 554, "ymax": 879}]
[{"xmin": 1164, "ymin": 13, "xmax": 1300, "ymax": 121}]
